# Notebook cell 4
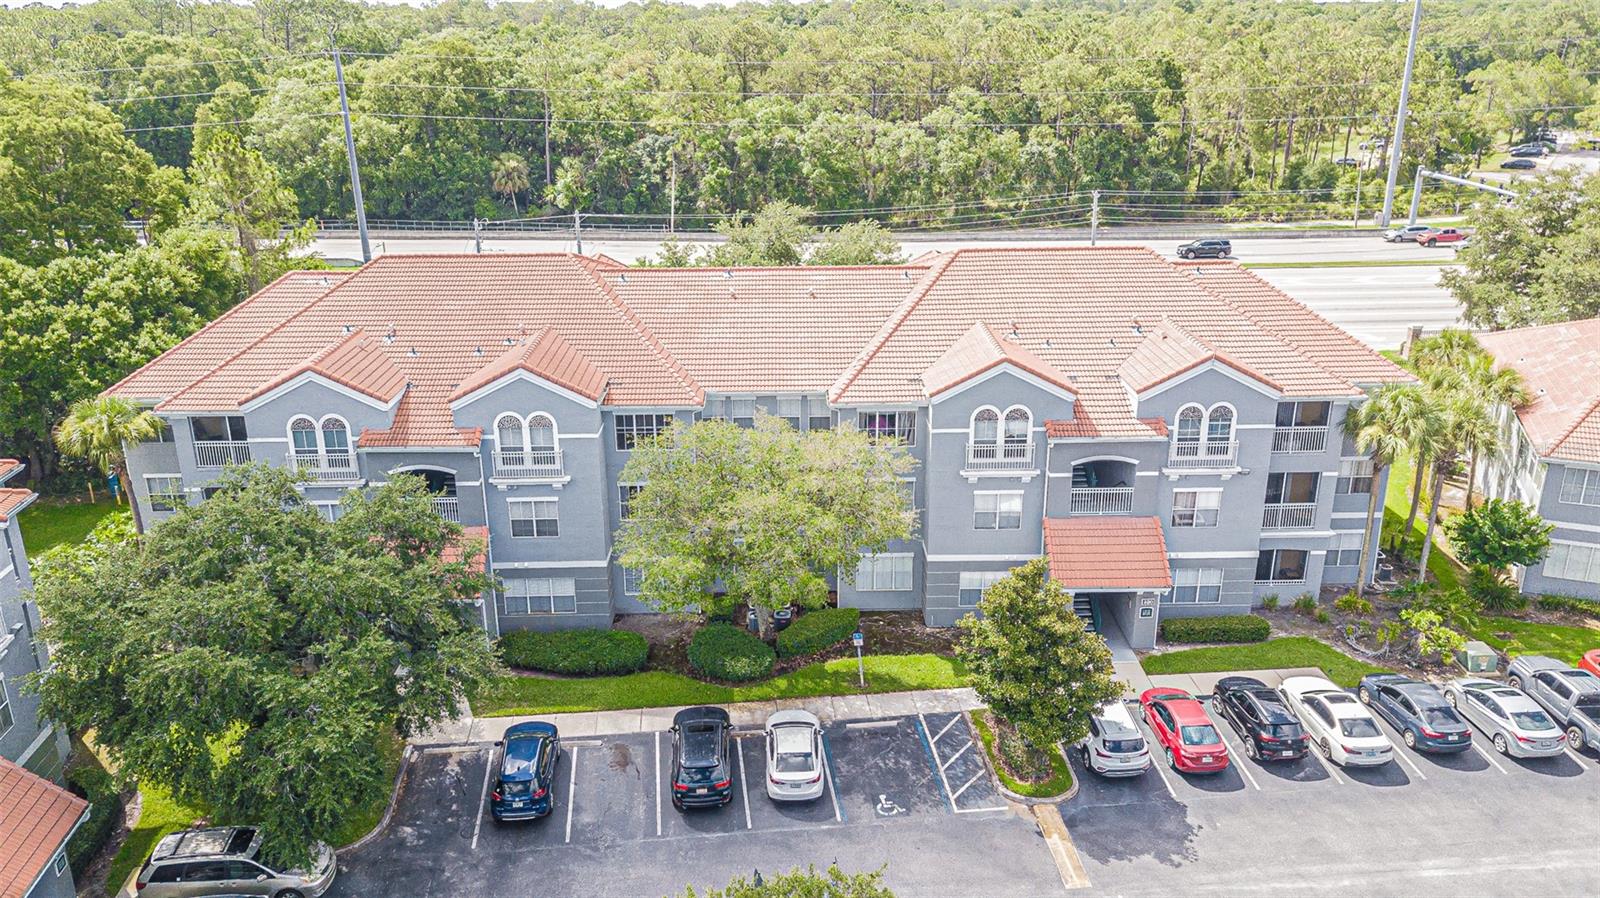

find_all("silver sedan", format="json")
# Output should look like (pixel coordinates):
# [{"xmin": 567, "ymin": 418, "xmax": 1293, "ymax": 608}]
[{"xmin": 1443, "ymin": 678, "xmax": 1567, "ymax": 758}]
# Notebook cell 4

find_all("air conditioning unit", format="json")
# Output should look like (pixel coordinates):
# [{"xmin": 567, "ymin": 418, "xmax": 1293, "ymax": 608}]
[{"xmin": 1456, "ymin": 640, "xmax": 1497, "ymax": 673}]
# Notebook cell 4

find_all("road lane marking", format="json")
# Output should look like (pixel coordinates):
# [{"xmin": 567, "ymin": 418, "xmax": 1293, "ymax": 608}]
[
  {"xmin": 564, "ymin": 745, "xmax": 578, "ymax": 843},
  {"xmin": 1212, "ymin": 724, "xmax": 1260, "ymax": 791},
  {"xmin": 950, "ymin": 769, "xmax": 986, "ymax": 801},
  {"xmin": 1134, "ymin": 719, "xmax": 1179, "ymax": 800},
  {"xmin": 470, "ymin": 746, "xmax": 493, "ymax": 851},
  {"xmin": 1389, "ymin": 741, "xmax": 1429, "ymax": 781},
  {"xmin": 941, "ymin": 739, "xmax": 974, "ymax": 770},
  {"xmin": 918, "ymin": 712, "xmax": 959, "ymax": 812},
  {"xmin": 1032, "ymin": 804, "xmax": 1090, "ymax": 891},
  {"xmin": 931, "ymin": 715, "xmax": 960, "ymax": 744},
  {"xmin": 737, "ymin": 736, "xmax": 753, "ymax": 829},
  {"xmin": 1468, "ymin": 737, "xmax": 1509, "ymax": 775},
  {"xmin": 654, "ymin": 731, "xmax": 662, "ymax": 836},
  {"xmin": 821, "ymin": 735, "xmax": 843, "ymax": 822}
]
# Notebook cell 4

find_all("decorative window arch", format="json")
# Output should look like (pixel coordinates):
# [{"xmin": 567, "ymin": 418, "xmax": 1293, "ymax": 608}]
[
  {"xmin": 1175, "ymin": 405, "xmax": 1204, "ymax": 447},
  {"xmin": 1205, "ymin": 404, "xmax": 1235, "ymax": 453},
  {"xmin": 970, "ymin": 407, "xmax": 1000, "ymax": 446},
  {"xmin": 289, "ymin": 416, "xmax": 318, "ymax": 457},
  {"xmin": 526, "ymin": 413, "xmax": 558, "ymax": 465},
  {"xmin": 1002, "ymin": 406, "xmax": 1032, "ymax": 458},
  {"xmin": 319, "ymin": 416, "xmax": 351, "ymax": 454},
  {"xmin": 495, "ymin": 413, "xmax": 527, "ymax": 465}
]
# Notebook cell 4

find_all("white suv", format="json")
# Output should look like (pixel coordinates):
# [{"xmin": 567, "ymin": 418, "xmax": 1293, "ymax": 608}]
[{"xmin": 1077, "ymin": 701, "xmax": 1151, "ymax": 777}]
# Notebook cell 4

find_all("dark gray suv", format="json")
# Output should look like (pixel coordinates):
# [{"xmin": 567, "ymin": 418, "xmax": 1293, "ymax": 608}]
[
  {"xmin": 134, "ymin": 827, "xmax": 336, "ymax": 898},
  {"xmin": 1177, "ymin": 239, "xmax": 1232, "ymax": 259}
]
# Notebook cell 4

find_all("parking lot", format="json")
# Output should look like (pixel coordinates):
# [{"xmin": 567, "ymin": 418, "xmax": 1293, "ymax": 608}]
[
  {"xmin": 332, "ymin": 711, "xmax": 1067, "ymax": 898},
  {"xmin": 1062, "ymin": 692, "xmax": 1600, "ymax": 897}
]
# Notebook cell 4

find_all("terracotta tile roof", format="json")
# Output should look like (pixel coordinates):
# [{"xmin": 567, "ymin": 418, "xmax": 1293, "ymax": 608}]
[
  {"xmin": 603, "ymin": 265, "xmax": 929, "ymax": 394},
  {"xmin": 1044, "ymin": 516, "xmax": 1172, "ymax": 590},
  {"xmin": 448, "ymin": 327, "xmax": 607, "ymax": 403},
  {"xmin": 106, "ymin": 271, "xmax": 349, "ymax": 403},
  {"xmin": 0, "ymin": 489, "xmax": 35, "ymax": 524},
  {"xmin": 921, "ymin": 322, "xmax": 1077, "ymax": 398},
  {"xmin": 1045, "ymin": 415, "xmax": 1168, "ymax": 440},
  {"xmin": 239, "ymin": 329, "xmax": 407, "ymax": 407},
  {"xmin": 1478, "ymin": 318, "xmax": 1600, "ymax": 463},
  {"xmin": 1114, "ymin": 319, "xmax": 1280, "ymax": 394},
  {"xmin": 0, "ymin": 758, "xmax": 87, "ymax": 898},
  {"xmin": 444, "ymin": 526, "xmax": 488, "ymax": 575},
  {"xmin": 0, "ymin": 459, "xmax": 21, "ymax": 486}
]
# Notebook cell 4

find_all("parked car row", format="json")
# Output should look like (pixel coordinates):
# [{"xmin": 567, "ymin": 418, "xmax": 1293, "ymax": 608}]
[{"xmin": 1079, "ymin": 653, "xmax": 1600, "ymax": 781}]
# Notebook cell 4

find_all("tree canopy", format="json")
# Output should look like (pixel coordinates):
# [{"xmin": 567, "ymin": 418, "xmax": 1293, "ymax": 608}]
[
  {"xmin": 30, "ymin": 466, "xmax": 499, "ymax": 861},
  {"xmin": 680, "ymin": 865, "xmax": 895, "ymax": 898},
  {"xmin": 1445, "ymin": 498, "xmax": 1553, "ymax": 571}
]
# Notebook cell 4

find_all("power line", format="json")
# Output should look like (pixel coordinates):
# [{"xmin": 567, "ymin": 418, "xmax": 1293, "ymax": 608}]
[{"xmin": 21, "ymin": 51, "xmax": 324, "ymax": 78}]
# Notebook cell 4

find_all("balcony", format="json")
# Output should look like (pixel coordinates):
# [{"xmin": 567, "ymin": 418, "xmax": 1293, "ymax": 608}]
[
  {"xmin": 287, "ymin": 451, "xmax": 361, "ymax": 483},
  {"xmin": 1272, "ymin": 426, "xmax": 1329, "ymax": 454},
  {"xmin": 964, "ymin": 441, "xmax": 1035, "ymax": 471},
  {"xmin": 1166, "ymin": 440, "xmax": 1238, "ymax": 470},
  {"xmin": 193, "ymin": 441, "xmax": 251, "ymax": 468},
  {"xmin": 1070, "ymin": 487, "xmax": 1134, "ymax": 515},
  {"xmin": 493, "ymin": 448, "xmax": 564, "ymax": 479},
  {"xmin": 432, "ymin": 496, "xmax": 461, "ymax": 523},
  {"xmin": 1261, "ymin": 502, "xmax": 1317, "ymax": 530}
]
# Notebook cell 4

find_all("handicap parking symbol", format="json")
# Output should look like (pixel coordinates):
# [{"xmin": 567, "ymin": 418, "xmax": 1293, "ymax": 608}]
[{"xmin": 875, "ymin": 794, "xmax": 906, "ymax": 817}]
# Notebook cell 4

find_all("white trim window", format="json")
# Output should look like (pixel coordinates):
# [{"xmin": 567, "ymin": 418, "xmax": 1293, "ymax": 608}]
[
  {"xmin": 311, "ymin": 501, "xmax": 344, "ymax": 522},
  {"xmin": 858, "ymin": 411, "xmax": 915, "ymax": 445},
  {"xmin": 807, "ymin": 397, "xmax": 832, "ymax": 432},
  {"xmin": 958, "ymin": 570, "xmax": 1010, "ymax": 607},
  {"xmin": 618, "ymin": 483, "xmax": 644, "ymax": 520},
  {"xmin": 973, "ymin": 492, "xmax": 1023, "ymax": 530},
  {"xmin": 0, "ymin": 674, "xmax": 12, "ymax": 738},
  {"xmin": 778, "ymin": 396, "xmax": 803, "ymax": 429},
  {"xmin": 731, "ymin": 398, "xmax": 756, "ymax": 428},
  {"xmin": 622, "ymin": 567, "xmax": 644, "ymax": 596},
  {"xmin": 1329, "ymin": 531, "xmax": 1364, "ymax": 567},
  {"xmin": 1165, "ymin": 568, "xmax": 1223, "ymax": 604},
  {"xmin": 615, "ymin": 414, "xmax": 673, "ymax": 450},
  {"xmin": 1171, "ymin": 489, "xmax": 1220, "ymax": 527},
  {"xmin": 53, "ymin": 852, "xmax": 68, "ymax": 878},
  {"xmin": 508, "ymin": 498, "xmax": 559, "ymax": 538},
  {"xmin": 1337, "ymin": 458, "xmax": 1375, "ymax": 495},
  {"xmin": 1543, "ymin": 541, "xmax": 1600, "ymax": 584},
  {"xmin": 1175, "ymin": 405, "xmax": 1204, "ymax": 450},
  {"xmin": 1206, "ymin": 405, "xmax": 1235, "ymax": 447},
  {"xmin": 1558, "ymin": 468, "xmax": 1600, "ymax": 507},
  {"xmin": 856, "ymin": 553, "xmax": 913, "ymax": 591},
  {"xmin": 1002, "ymin": 406, "xmax": 1032, "ymax": 457},
  {"xmin": 971, "ymin": 407, "xmax": 999, "ymax": 446},
  {"xmin": 499, "ymin": 577, "xmax": 578, "ymax": 615},
  {"xmin": 1255, "ymin": 548, "xmax": 1308, "ymax": 583},
  {"xmin": 145, "ymin": 475, "xmax": 184, "ymax": 512}
]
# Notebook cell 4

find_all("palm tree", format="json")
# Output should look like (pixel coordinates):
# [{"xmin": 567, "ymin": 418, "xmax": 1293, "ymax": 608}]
[
  {"xmin": 1344, "ymin": 384, "xmax": 1430, "ymax": 596},
  {"xmin": 1397, "ymin": 377, "xmax": 1451, "ymax": 557},
  {"xmin": 1460, "ymin": 355, "xmax": 1529, "ymax": 509},
  {"xmin": 490, "ymin": 153, "xmax": 531, "ymax": 215},
  {"xmin": 1417, "ymin": 394, "xmax": 1492, "ymax": 582},
  {"xmin": 55, "ymin": 396, "xmax": 164, "ymax": 533}
]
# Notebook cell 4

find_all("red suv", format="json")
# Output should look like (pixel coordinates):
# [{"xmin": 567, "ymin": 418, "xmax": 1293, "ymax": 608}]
[
  {"xmin": 1419, "ymin": 228, "xmax": 1468, "ymax": 246},
  {"xmin": 1139, "ymin": 688, "xmax": 1230, "ymax": 774}
]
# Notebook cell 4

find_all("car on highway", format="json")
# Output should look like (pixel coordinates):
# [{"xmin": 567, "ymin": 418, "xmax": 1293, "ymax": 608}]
[
  {"xmin": 1442, "ymin": 678, "xmax": 1566, "ymax": 758},
  {"xmin": 1580, "ymin": 648, "xmax": 1600, "ymax": 677},
  {"xmin": 670, "ymin": 706, "xmax": 734, "ymax": 809},
  {"xmin": 1509, "ymin": 143, "xmax": 1547, "ymax": 157},
  {"xmin": 1382, "ymin": 224, "xmax": 1433, "ymax": 243},
  {"xmin": 1139, "ymin": 688, "xmax": 1229, "ymax": 774},
  {"xmin": 1507, "ymin": 655, "xmax": 1600, "ymax": 752},
  {"xmin": 1211, "ymin": 676, "xmax": 1309, "ymax": 761},
  {"xmin": 1077, "ymin": 700, "xmax": 1152, "ymax": 777},
  {"xmin": 1279, "ymin": 676, "xmax": 1394, "ymax": 767},
  {"xmin": 1418, "ymin": 227, "xmax": 1467, "ymax": 247},
  {"xmin": 1357, "ymin": 674, "xmax": 1472, "ymax": 753},
  {"xmin": 135, "ymin": 826, "xmax": 337, "ymax": 898},
  {"xmin": 1501, "ymin": 158, "xmax": 1537, "ymax": 170},
  {"xmin": 490, "ymin": 721, "xmax": 560, "ymax": 822},
  {"xmin": 1176, "ymin": 238, "xmax": 1232, "ymax": 259},
  {"xmin": 1333, "ymin": 156, "xmax": 1359, "ymax": 167},
  {"xmin": 763, "ymin": 709, "xmax": 825, "ymax": 801}
]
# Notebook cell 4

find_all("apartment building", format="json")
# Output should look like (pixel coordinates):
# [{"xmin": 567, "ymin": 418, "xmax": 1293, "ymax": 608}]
[
  {"xmin": 107, "ymin": 247, "xmax": 1409, "ymax": 650},
  {"xmin": 1476, "ymin": 318, "xmax": 1600, "ymax": 600}
]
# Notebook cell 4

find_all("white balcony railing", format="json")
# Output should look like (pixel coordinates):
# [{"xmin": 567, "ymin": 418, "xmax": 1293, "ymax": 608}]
[
  {"xmin": 1271, "ymin": 426, "xmax": 1329, "ymax": 454},
  {"xmin": 493, "ymin": 448, "xmax": 564, "ymax": 478},
  {"xmin": 194, "ymin": 440, "xmax": 252, "ymax": 468},
  {"xmin": 1070, "ymin": 487, "xmax": 1134, "ymax": 515},
  {"xmin": 1261, "ymin": 502, "xmax": 1317, "ymax": 529},
  {"xmin": 965, "ymin": 441, "xmax": 1036, "ymax": 470},
  {"xmin": 431, "ymin": 496, "xmax": 461, "ymax": 523},
  {"xmin": 1167, "ymin": 439, "xmax": 1238, "ymax": 469},
  {"xmin": 287, "ymin": 451, "xmax": 361, "ymax": 482}
]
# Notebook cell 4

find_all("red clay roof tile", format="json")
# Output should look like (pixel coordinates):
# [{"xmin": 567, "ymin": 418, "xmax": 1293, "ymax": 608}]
[
  {"xmin": 1478, "ymin": 317, "xmax": 1600, "ymax": 464},
  {"xmin": 0, "ymin": 459, "xmax": 21, "ymax": 486},
  {"xmin": 239, "ymin": 329, "xmax": 407, "ymax": 407},
  {"xmin": 0, "ymin": 759, "xmax": 87, "ymax": 898},
  {"xmin": 1044, "ymin": 517, "xmax": 1172, "ymax": 590},
  {"xmin": 922, "ymin": 322, "xmax": 1077, "ymax": 398},
  {"xmin": 448, "ymin": 328, "xmax": 608, "ymax": 403},
  {"xmin": 0, "ymin": 489, "xmax": 34, "ymax": 524}
]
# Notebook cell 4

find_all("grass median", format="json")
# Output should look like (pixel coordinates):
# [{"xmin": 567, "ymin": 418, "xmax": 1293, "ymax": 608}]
[
  {"xmin": 472, "ymin": 653, "xmax": 968, "ymax": 716},
  {"xmin": 1141, "ymin": 636, "xmax": 1387, "ymax": 688}
]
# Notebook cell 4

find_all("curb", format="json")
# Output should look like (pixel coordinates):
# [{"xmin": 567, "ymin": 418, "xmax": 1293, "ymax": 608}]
[
  {"xmin": 336, "ymin": 745, "xmax": 416, "ymax": 857},
  {"xmin": 967, "ymin": 709, "xmax": 1079, "ymax": 806}
]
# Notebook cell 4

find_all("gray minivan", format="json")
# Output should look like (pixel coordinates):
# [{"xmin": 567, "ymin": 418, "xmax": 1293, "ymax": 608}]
[{"xmin": 134, "ymin": 827, "xmax": 336, "ymax": 898}]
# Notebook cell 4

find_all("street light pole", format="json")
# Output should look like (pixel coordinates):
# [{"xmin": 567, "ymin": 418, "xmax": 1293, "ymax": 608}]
[
  {"xmin": 330, "ymin": 38, "xmax": 371, "ymax": 264},
  {"xmin": 1380, "ymin": 0, "xmax": 1423, "ymax": 227}
]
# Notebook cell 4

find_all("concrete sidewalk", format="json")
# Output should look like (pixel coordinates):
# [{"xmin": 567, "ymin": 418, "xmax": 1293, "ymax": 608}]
[
  {"xmin": 414, "ymin": 686, "xmax": 984, "ymax": 746},
  {"xmin": 1144, "ymin": 666, "xmax": 1326, "ymax": 696}
]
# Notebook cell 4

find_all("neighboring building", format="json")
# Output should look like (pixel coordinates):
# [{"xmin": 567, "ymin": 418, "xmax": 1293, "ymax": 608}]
[
  {"xmin": 1476, "ymin": 318, "xmax": 1600, "ymax": 601},
  {"xmin": 106, "ymin": 248, "xmax": 1409, "ymax": 649},
  {"xmin": 0, "ymin": 459, "xmax": 86, "ymax": 898}
]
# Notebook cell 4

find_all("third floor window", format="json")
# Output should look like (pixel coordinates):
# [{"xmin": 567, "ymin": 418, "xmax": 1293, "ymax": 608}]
[
  {"xmin": 858, "ymin": 411, "xmax": 915, "ymax": 445},
  {"xmin": 1559, "ymin": 468, "xmax": 1600, "ymax": 507}
]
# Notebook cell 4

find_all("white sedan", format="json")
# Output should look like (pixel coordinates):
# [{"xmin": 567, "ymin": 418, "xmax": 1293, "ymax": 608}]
[
  {"xmin": 1280, "ymin": 676, "xmax": 1394, "ymax": 767},
  {"xmin": 764, "ymin": 710, "xmax": 826, "ymax": 801}
]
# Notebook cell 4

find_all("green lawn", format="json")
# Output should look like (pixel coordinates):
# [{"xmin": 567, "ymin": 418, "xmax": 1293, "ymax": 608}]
[
  {"xmin": 17, "ymin": 499, "xmax": 122, "ymax": 555},
  {"xmin": 1141, "ymin": 636, "xmax": 1388, "ymax": 688},
  {"xmin": 473, "ymin": 653, "xmax": 969, "ymax": 717},
  {"xmin": 1474, "ymin": 616, "xmax": 1600, "ymax": 667},
  {"xmin": 1383, "ymin": 453, "xmax": 1464, "ymax": 590}
]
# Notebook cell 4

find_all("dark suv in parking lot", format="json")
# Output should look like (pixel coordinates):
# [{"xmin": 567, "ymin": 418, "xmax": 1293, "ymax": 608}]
[
  {"xmin": 1212, "ymin": 676, "xmax": 1309, "ymax": 761},
  {"xmin": 491, "ymin": 721, "xmax": 560, "ymax": 821},
  {"xmin": 670, "ymin": 706, "xmax": 734, "ymax": 809},
  {"xmin": 1177, "ymin": 239, "xmax": 1232, "ymax": 259}
]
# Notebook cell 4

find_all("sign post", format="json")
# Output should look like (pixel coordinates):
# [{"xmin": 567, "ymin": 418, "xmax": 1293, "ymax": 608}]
[{"xmin": 852, "ymin": 631, "xmax": 865, "ymax": 688}]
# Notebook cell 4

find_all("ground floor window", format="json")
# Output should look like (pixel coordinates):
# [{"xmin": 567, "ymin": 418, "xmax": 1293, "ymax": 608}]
[
  {"xmin": 1329, "ymin": 531, "xmax": 1363, "ymax": 567},
  {"xmin": 1255, "ymin": 549, "xmax": 1308, "ymax": 583},
  {"xmin": 958, "ymin": 570, "xmax": 1011, "ymax": 607},
  {"xmin": 311, "ymin": 501, "xmax": 344, "ymax": 522},
  {"xmin": 1165, "ymin": 568, "xmax": 1223, "ymax": 604},
  {"xmin": 145, "ymin": 475, "xmax": 184, "ymax": 512},
  {"xmin": 622, "ymin": 567, "xmax": 644, "ymax": 596},
  {"xmin": 0, "ymin": 674, "xmax": 12, "ymax": 738},
  {"xmin": 856, "ymin": 553, "xmax": 913, "ymax": 591},
  {"xmin": 1544, "ymin": 541, "xmax": 1600, "ymax": 584},
  {"xmin": 498, "ymin": 577, "xmax": 578, "ymax": 615}
]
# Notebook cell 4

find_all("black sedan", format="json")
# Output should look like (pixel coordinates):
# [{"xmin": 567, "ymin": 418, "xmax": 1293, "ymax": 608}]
[
  {"xmin": 1500, "ymin": 158, "xmax": 1536, "ymax": 170},
  {"xmin": 1211, "ymin": 676, "xmax": 1310, "ymax": 761},
  {"xmin": 670, "ymin": 706, "xmax": 734, "ymax": 809},
  {"xmin": 1358, "ymin": 674, "xmax": 1473, "ymax": 753}
]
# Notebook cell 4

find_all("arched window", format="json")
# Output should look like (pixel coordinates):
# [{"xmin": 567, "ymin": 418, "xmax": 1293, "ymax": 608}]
[
  {"xmin": 1175, "ymin": 406, "xmax": 1204, "ymax": 454},
  {"xmin": 320, "ymin": 418, "xmax": 350, "ymax": 454},
  {"xmin": 1002, "ymin": 407, "xmax": 1031, "ymax": 458},
  {"xmin": 496, "ymin": 414, "xmax": 526, "ymax": 466},
  {"xmin": 971, "ymin": 408, "xmax": 999, "ymax": 446},
  {"xmin": 1206, "ymin": 405, "xmax": 1235, "ymax": 454},
  {"xmin": 289, "ymin": 417, "xmax": 318, "ymax": 458},
  {"xmin": 527, "ymin": 414, "xmax": 557, "ymax": 465}
]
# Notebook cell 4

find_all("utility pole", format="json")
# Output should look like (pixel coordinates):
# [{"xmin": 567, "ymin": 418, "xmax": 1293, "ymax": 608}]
[
  {"xmin": 1353, "ymin": 169, "xmax": 1362, "ymax": 227},
  {"xmin": 572, "ymin": 209, "xmax": 583, "ymax": 255},
  {"xmin": 1407, "ymin": 165, "xmax": 1425, "ymax": 225},
  {"xmin": 473, "ymin": 218, "xmax": 482, "ymax": 253},
  {"xmin": 668, "ymin": 157, "xmax": 677, "ymax": 234},
  {"xmin": 331, "ymin": 37, "xmax": 371, "ymax": 264},
  {"xmin": 1089, "ymin": 190, "xmax": 1101, "ymax": 245},
  {"xmin": 1380, "ymin": 0, "xmax": 1423, "ymax": 227},
  {"xmin": 543, "ymin": 91, "xmax": 553, "ymax": 188}
]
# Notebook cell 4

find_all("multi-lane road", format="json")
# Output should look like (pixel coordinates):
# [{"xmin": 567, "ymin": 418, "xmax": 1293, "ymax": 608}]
[{"xmin": 309, "ymin": 231, "xmax": 1466, "ymax": 351}]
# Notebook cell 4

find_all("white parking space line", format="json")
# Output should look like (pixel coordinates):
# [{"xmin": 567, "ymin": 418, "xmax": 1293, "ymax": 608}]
[
  {"xmin": 931, "ymin": 715, "xmax": 960, "ymax": 744},
  {"xmin": 822, "ymin": 739, "xmax": 842, "ymax": 823},
  {"xmin": 941, "ymin": 739, "xmax": 974, "ymax": 770},
  {"xmin": 950, "ymin": 769, "xmax": 986, "ymax": 801},
  {"xmin": 737, "ymin": 737, "xmax": 753, "ymax": 830},
  {"xmin": 654, "ymin": 731, "xmax": 663, "ymax": 836},
  {"xmin": 470, "ymin": 746, "xmax": 492, "ymax": 851},
  {"xmin": 1563, "ymin": 744, "xmax": 1589, "ymax": 765},
  {"xmin": 1468, "ymin": 737, "xmax": 1509, "ymax": 775},
  {"xmin": 1132, "ymin": 718, "xmax": 1179, "ymax": 800},
  {"xmin": 564, "ymin": 746, "xmax": 578, "ymax": 844},
  {"xmin": 918, "ymin": 712, "xmax": 960, "ymax": 812},
  {"xmin": 1375, "ymin": 724, "xmax": 1429, "ymax": 782},
  {"xmin": 1303, "ymin": 740, "xmax": 1346, "ymax": 786},
  {"xmin": 1211, "ymin": 725, "xmax": 1260, "ymax": 791}
]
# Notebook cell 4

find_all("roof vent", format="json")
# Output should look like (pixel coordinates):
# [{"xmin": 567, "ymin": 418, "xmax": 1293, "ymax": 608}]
[
  {"xmin": 342, "ymin": 324, "xmax": 354, "ymax": 335},
  {"xmin": 474, "ymin": 346, "xmax": 484, "ymax": 356},
  {"xmin": 807, "ymin": 288, "xmax": 817, "ymax": 299},
  {"xmin": 902, "ymin": 270, "xmax": 912, "ymax": 280},
  {"xmin": 383, "ymin": 328, "xmax": 396, "ymax": 344},
  {"xmin": 724, "ymin": 269, "xmax": 734, "ymax": 279},
  {"xmin": 408, "ymin": 347, "xmax": 419, "ymax": 358},
  {"xmin": 1007, "ymin": 322, "xmax": 1020, "ymax": 340},
  {"xmin": 1043, "ymin": 338, "xmax": 1053, "ymax": 349},
  {"xmin": 1109, "ymin": 337, "xmax": 1117, "ymax": 348},
  {"xmin": 618, "ymin": 272, "xmax": 628, "ymax": 283},
  {"xmin": 505, "ymin": 336, "xmax": 515, "ymax": 346},
  {"xmin": 1131, "ymin": 322, "xmax": 1143, "ymax": 334}
]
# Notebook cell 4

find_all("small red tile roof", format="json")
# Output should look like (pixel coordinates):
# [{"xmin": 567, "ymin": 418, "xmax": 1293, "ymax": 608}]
[
  {"xmin": 0, "ymin": 490, "xmax": 34, "ymax": 524},
  {"xmin": 1478, "ymin": 317, "xmax": 1600, "ymax": 464},
  {"xmin": 239, "ymin": 329, "xmax": 407, "ymax": 407},
  {"xmin": 1044, "ymin": 517, "xmax": 1173, "ymax": 590},
  {"xmin": 1045, "ymin": 416, "xmax": 1168, "ymax": 440},
  {"xmin": 448, "ymin": 328, "xmax": 607, "ymax": 403},
  {"xmin": 0, "ymin": 459, "xmax": 21, "ymax": 485},
  {"xmin": 1115, "ymin": 320, "xmax": 1280, "ymax": 394},
  {"xmin": 443, "ymin": 526, "xmax": 489, "ymax": 575},
  {"xmin": 0, "ymin": 758, "xmax": 87, "ymax": 898},
  {"xmin": 922, "ymin": 322, "xmax": 1077, "ymax": 398}
]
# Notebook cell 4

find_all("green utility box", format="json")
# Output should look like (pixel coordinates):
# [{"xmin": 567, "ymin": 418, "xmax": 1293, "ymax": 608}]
[{"xmin": 1456, "ymin": 640, "xmax": 1497, "ymax": 673}]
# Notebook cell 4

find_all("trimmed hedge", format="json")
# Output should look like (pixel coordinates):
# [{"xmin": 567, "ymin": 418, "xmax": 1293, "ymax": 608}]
[
  {"xmin": 777, "ymin": 607, "xmax": 861, "ymax": 659},
  {"xmin": 1537, "ymin": 593, "xmax": 1598, "ymax": 615},
  {"xmin": 1159, "ymin": 614, "xmax": 1271, "ymax": 644},
  {"xmin": 66, "ymin": 765, "xmax": 121, "ymax": 877},
  {"xmin": 688, "ymin": 623, "xmax": 776, "ymax": 682},
  {"xmin": 498, "ymin": 628, "xmax": 649, "ymax": 676}
]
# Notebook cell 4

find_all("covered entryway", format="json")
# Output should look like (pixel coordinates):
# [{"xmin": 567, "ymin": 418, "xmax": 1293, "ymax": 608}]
[{"xmin": 1042, "ymin": 517, "xmax": 1172, "ymax": 650}]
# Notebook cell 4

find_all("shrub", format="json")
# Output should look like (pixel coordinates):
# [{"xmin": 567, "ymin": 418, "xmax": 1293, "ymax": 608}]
[
  {"xmin": 1261, "ymin": 594, "xmax": 1280, "ymax": 611},
  {"xmin": 1467, "ymin": 565, "xmax": 1526, "ymax": 612},
  {"xmin": 498, "ymin": 628, "xmax": 649, "ymax": 676},
  {"xmin": 688, "ymin": 623, "xmax": 776, "ymax": 682},
  {"xmin": 1538, "ymin": 593, "xmax": 1599, "ymax": 616},
  {"xmin": 65, "ymin": 765, "xmax": 121, "ymax": 876},
  {"xmin": 1158, "ymin": 615, "xmax": 1271, "ymax": 644},
  {"xmin": 777, "ymin": 607, "xmax": 860, "ymax": 659},
  {"xmin": 1315, "ymin": 609, "xmax": 1331, "ymax": 624},
  {"xmin": 1334, "ymin": 591, "xmax": 1372, "ymax": 615},
  {"xmin": 1292, "ymin": 593, "xmax": 1318, "ymax": 615}
]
